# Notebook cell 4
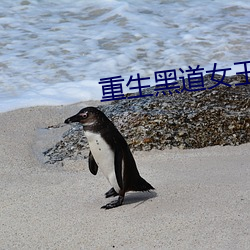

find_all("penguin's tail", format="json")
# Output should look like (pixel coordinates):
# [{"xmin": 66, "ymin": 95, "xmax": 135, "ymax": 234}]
[{"xmin": 132, "ymin": 176, "xmax": 154, "ymax": 192}]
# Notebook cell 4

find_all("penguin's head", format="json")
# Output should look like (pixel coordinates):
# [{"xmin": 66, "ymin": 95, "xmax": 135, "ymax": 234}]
[{"xmin": 65, "ymin": 107, "xmax": 109, "ymax": 129}]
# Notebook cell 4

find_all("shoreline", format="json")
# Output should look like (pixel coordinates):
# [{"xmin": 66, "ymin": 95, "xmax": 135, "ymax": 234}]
[{"xmin": 0, "ymin": 102, "xmax": 249, "ymax": 249}]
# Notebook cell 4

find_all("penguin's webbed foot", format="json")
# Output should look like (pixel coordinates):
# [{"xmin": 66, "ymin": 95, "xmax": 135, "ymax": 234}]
[
  {"xmin": 101, "ymin": 196, "xmax": 124, "ymax": 209},
  {"xmin": 105, "ymin": 187, "xmax": 118, "ymax": 198}
]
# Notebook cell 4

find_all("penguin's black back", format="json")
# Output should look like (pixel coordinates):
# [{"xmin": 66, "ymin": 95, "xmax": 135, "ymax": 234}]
[{"xmin": 98, "ymin": 114, "xmax": 154, "ymax": 192}]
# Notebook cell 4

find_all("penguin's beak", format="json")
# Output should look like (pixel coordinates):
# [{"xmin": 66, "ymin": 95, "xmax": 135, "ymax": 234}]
[{"xmin": 64, "ymin": 114, "xmax": 81, "ymax": 124}]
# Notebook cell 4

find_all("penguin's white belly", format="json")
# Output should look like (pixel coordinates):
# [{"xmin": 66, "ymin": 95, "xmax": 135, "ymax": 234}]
[{"xmin": 85, "ymin": 131, "xmax": 120, "ymax": 193}]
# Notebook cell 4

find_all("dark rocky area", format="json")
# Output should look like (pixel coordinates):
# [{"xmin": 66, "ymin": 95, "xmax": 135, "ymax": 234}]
[{"xmin": 43, "ymin": 74, "xmax": 250, "ymax": 164}]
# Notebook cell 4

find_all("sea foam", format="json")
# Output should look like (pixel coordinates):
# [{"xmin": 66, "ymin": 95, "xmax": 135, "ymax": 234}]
[{"xmin": 0, "ymin": 0, "xmax": 249, "ymax": 112}]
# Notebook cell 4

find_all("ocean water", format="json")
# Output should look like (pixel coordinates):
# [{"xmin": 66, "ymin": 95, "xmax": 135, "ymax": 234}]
[{"xmin": 0, "ymin": 0, "xmax": 249, "ymax": 112}]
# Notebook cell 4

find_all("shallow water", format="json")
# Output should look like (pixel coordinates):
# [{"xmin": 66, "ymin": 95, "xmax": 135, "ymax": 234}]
[{"xmin": 0, "ymin": 0, "xmax": 249, "ymax": 112}]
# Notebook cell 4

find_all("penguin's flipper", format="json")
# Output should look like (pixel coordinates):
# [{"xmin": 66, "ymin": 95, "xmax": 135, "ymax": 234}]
[
  {"xmin": 105, "ymin": 187, "xmax": 118, "ymax": 198},
  {"xmin": 88, "ymin": 151, "xmax": 98, "ymax": 175},
  {"xmin": 114, "ymin": 146, "xmax": 124, "ymax": 190}
]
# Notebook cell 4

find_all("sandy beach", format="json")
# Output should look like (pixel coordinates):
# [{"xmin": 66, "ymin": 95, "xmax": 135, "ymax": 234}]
[{"xmin": 0, "ymin": 101, "xmax": 249, "ymax": 249}]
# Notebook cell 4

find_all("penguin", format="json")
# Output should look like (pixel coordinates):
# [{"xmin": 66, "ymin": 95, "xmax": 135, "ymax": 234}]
[{"xmin": 65, "ymin": 107, "xmax": 154, "ymax": 209}]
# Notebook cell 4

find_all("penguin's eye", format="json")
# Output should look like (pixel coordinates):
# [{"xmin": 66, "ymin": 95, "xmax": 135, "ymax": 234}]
[{"xmin": 79, "ymin": 112, "xmax": 88, "ymax": 119}]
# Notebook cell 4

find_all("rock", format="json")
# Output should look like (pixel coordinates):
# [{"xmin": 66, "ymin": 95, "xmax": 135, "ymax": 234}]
[{"xmin": 43, "ymin": 74, "xmax": 250, "ymax": 164}]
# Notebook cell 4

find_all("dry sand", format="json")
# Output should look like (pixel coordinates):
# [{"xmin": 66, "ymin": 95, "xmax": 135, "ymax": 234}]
[{"xmin": 0, "ymin": 101, "xmax": 249, "ymax": 250}]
